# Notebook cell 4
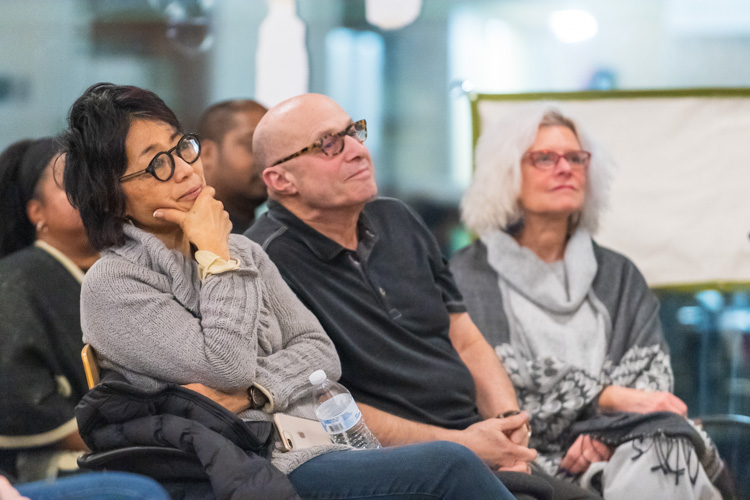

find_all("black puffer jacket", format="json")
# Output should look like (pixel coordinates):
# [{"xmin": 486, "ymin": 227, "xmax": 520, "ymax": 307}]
[{"xmin": 76, "ymin": 371, "xmax": 300, "ymax": 500}]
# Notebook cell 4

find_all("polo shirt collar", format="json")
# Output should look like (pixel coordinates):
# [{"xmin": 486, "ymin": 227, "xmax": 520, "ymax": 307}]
[{"xmin": 266, "ymin": 199, "xmax": 376, "ymax": 262}]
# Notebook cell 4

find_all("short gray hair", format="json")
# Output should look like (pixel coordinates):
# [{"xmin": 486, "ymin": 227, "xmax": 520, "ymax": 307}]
[{"xmin": 460, "ymin": 102, "xmax": 614, "ymax": 235}]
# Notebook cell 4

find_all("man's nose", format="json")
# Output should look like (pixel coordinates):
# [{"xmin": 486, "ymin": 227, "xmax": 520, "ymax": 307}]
[{"xmin": 342, "ymin": 134, "xmax": 367, "ymax": 156}]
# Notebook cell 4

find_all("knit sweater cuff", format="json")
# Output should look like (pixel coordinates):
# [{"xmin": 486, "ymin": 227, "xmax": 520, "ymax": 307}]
[
  {"xmin": 195, "ymin": 250, "xmax": 241, "ymax": 280},
  {"xmin": 253, "ymin": 382, "xmax": 275, "ymax": 413}
]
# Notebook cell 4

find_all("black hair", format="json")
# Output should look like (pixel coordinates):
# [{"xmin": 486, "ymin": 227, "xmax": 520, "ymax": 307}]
[
  {"xmin": 197, "ymin": 99, "xmax": 267, "ymax": 143},
  {"xmin": 0, "ymin": 137, "xmax": 61, "ymax": 257},
  {"xmin": 62, "ymin": 82, "xmax": 181, "ymax": 250}
]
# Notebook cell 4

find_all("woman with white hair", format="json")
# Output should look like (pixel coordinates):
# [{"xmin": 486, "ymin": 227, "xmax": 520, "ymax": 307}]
[{"xmin": 450, "ymin": 104, "xmax": 730, "ymax": 499}]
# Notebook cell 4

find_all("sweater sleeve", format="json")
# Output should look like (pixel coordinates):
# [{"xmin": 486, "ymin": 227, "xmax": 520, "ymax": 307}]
[
  {"xmin": 81, "ymin": 254, "xmax": 263, "ymax": 391},
  {"xmin": 251, "ymin": 246, "xmax": 341, "ymax": 411}
]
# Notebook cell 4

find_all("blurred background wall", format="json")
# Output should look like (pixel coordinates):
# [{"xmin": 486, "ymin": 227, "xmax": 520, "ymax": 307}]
[
  {"xmin": 3, "ymin": 0, "xmax": 750, "ymax": 422},
  {"xmin": 4, "ymin": 0, "xmax": 750, "ymax": 202}
]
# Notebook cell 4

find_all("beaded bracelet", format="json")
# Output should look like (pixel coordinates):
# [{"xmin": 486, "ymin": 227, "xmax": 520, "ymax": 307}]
[{"xmin": 497, "ymin": 409, "xmax": 521, "ymax": 419}]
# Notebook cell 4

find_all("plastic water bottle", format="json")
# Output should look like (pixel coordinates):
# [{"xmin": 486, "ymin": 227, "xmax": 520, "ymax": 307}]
[{"xmin": 309, "ymin": 370, "xmax": 380, "ymax": 449}]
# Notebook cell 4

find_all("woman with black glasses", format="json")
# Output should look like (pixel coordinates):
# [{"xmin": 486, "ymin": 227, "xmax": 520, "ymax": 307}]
[
  {"xmin": 450, "ymin": 104, "xmax": 730, "ymax": 499},
  {"xmin": 61, "ymin": 82, "xmax": 515, "ymax": 499}
]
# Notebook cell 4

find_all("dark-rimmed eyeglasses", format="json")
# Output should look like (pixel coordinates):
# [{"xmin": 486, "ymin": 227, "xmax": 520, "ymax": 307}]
[
  {"xmin": 120, "ymin": 134, "xmax": 201, "ymax": 183},
  {"xmin": 523, "ymin": 150, "xmax": 591, "ymax": 170},
  {"xmin": 271, "ymin": 119, "xmax": 367, "ymax": 167}
]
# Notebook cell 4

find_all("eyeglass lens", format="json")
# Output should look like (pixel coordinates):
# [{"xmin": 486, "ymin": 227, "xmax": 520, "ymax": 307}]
[
  {"xmin": 320, "ymin": 120, "xmax": 367, "ymax": 157},
  {"xmin": 529, "ymin": 150, "xmax": 590, "ymax": 169},
  {"xmin": 151, "ymin": 135, "xmax": 201, "ymax": 181}
]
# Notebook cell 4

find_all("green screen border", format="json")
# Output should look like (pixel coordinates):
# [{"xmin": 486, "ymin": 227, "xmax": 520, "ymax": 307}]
[
  {"xmin": 652, "ymin": 281, "xmax": 750, "ymax": 294},
  {"xmin": 469, "ymin": 87, "xmax": 750, "ymax": 150}
]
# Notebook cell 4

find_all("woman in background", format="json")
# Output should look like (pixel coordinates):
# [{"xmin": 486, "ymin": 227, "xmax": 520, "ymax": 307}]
[
  {"xmin": 450, "ymin": 103, "xmax": 728, "ymax": 499},
  {"xmin": 0, "ymin": 138, "xmax": 98, "ymax": 480}
]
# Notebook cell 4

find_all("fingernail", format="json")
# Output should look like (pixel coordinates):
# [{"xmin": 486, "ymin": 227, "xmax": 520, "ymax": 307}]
[{"xmin": 153, "ymin": 210, "xmax": 162, "ymax": 218}]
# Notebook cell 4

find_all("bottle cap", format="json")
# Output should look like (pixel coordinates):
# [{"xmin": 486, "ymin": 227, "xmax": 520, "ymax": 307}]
[{"xmin": 309, "ymin": 370, "xmax": 327, "ymax": 385}]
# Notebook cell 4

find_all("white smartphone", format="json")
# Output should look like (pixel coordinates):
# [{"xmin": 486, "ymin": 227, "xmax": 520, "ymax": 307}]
[{"xmin": 273, "ymin": 413, "xmax": 333, "ymax": 451}]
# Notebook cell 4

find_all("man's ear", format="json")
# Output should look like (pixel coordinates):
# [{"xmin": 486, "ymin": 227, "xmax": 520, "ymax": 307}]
[{"xmin": 263, "ymin": 166, "xmax": 298, "ymax": 196}]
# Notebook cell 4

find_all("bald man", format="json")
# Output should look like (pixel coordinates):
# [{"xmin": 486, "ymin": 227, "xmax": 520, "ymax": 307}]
[
  {"xmin": 197, "ymin": 99, "xmax": 268, "ymax": 234},
  {"xmin": 245, "ymin": 94, "xmax": 599, "ymax": 499}
]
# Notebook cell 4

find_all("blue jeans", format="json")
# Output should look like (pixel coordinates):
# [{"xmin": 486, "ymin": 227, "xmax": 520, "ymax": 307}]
[
  {"xmin": 288, "ymin": 441, "xmax": 514, "ymax": 499},
  {"xmin": 15, "ymin": 472, "xmax": 169, "ymax": 500}
]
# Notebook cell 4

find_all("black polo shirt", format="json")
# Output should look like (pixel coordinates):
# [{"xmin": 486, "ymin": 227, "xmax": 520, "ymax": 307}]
[{"xmin": 246, "ymin": 198, "xmax": 481, "ymax": 430}]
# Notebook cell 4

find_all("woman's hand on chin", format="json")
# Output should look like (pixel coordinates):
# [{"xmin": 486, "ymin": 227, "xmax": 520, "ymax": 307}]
[
  {"xmin": 598, "ymin": 385, "xmax": 688, "ymax": 417},
  {"xmin": 182, "ymin": 383, "xmax": 250, "ymax": 414},
  {"xmin": 153, "ymin": 186, "xmax": 232, "ymax": 259}
]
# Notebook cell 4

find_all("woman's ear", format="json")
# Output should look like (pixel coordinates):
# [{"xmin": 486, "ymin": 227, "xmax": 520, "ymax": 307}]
[
  {"xmin": 263, "ymin": 166, "xmax": 298, "ymax": 196},
  {"xmin": 26, "ymin": 198, "xmax": 43, "ymax": 227}
]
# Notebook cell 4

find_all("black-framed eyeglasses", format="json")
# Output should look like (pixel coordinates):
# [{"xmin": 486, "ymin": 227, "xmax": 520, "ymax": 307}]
[
  {"xmin": 120, "ymin": 134, "xmax": 201, "ymax": 183},
  {"xmin": 523, "ymin": 150, "xmax": 591, "ymax": 170},
  {"xmin": 271, "ymin": 119, "xmax": 367, "ymax": 167}
]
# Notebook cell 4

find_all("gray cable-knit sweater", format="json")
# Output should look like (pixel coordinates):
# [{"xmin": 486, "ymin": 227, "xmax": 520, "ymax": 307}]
[{"xmin": 80, "ymin": 224, "xmax": 347, "ymax": 474}]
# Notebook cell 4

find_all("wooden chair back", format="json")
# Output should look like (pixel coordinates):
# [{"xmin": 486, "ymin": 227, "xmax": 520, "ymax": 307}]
[{"xmin": 81, "ymin": 344, "xmax": 101, "ymax": 389}]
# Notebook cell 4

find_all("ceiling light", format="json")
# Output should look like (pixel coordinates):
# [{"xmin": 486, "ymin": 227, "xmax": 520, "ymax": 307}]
[{"xmin": 548, "ymin": 9, "xmax": 598, "ymax": 43}]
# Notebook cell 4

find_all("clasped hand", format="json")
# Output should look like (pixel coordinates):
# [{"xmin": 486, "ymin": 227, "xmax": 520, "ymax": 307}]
[{"xmin": 460, "ymin": 412, "xmax": 537, "ymax": 473}]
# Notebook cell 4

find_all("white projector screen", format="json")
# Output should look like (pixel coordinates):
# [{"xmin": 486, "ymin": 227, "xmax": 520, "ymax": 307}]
[{"xmin": 470, "ymin": 89, "xmax": 750, "ymax": 287}]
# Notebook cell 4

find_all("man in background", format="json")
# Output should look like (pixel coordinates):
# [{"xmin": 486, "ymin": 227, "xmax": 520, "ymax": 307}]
[{"xmin": 197, "ymin": 99, "xmax": 268, "ymax": 233}]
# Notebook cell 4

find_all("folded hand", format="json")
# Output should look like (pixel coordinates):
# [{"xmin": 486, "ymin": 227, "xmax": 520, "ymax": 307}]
[
  {"xmin": 182, "ymin": 383, "xmax": 250, "ymax": 414},
  {"xmin": 559, "ymin": 434, "xmax": 612, "ymax": 475},
  {"xmin": 599, "ymin": 386, "xmax": 688, "ymax": 416},
  {"xmin": 458, "ymin": 412, "xmax": 538, "ymax": 472}
]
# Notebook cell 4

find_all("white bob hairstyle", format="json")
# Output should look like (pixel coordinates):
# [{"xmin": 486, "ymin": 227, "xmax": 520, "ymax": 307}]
[{"xmin": 461, "ymin": 102, "xmax": 614, "ymax": 236}]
